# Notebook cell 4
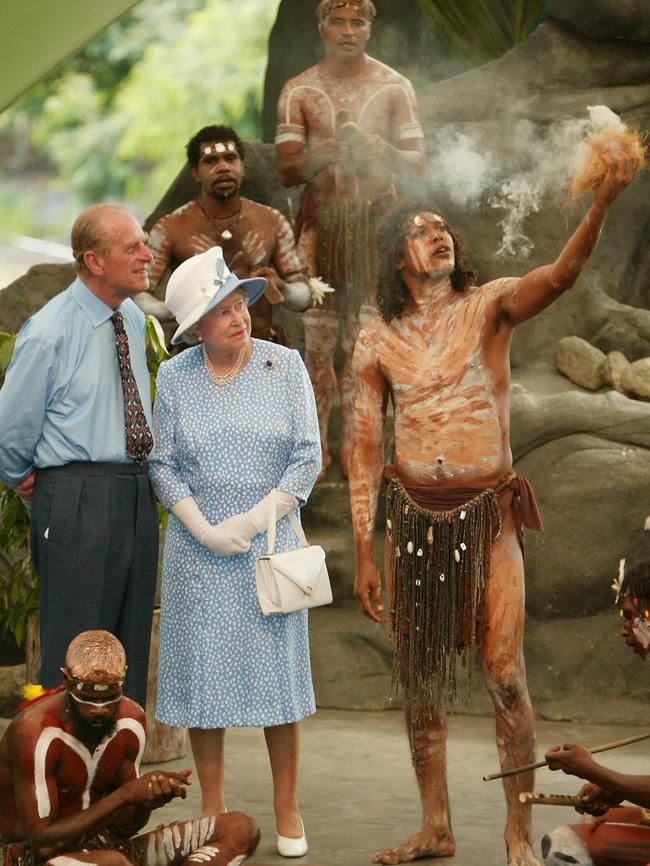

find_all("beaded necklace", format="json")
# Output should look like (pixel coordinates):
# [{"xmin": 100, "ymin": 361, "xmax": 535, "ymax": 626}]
[
  {"xmin": 203, "ymin": 345, "xmax": 246, "ymax": 386},
  {"xmin": 197, "ymin": 196, "xmax": 242, "ymax": 241}
]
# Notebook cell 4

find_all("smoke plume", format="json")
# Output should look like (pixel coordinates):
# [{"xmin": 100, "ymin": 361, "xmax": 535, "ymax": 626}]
[{"xmin": 426, "ymin": 106, "xmax": 640, "ymax": 258}]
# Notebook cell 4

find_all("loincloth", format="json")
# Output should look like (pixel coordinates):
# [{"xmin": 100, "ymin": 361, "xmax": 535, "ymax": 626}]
[
  {"xmin": 384, "ymin": 467, "xmax": 543, "ymax": 710},
  {"xmin": 311, "ymin": 196, "xmax": 390, "ymax": 313},
  {"xmin": 3, "ymin": 833, "xmax": 142, "ymax": 866}
]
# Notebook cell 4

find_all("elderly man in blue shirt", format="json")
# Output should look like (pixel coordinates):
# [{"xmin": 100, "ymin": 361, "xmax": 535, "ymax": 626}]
[{"xmin": 0, "ymin": 204, "xmax": 159, "ymax": 707}]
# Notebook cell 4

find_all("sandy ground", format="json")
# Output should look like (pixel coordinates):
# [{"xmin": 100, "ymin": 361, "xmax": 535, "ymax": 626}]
[{"xmin": 143, "ymin": 708, "xmax": 647, "ymax": 866}]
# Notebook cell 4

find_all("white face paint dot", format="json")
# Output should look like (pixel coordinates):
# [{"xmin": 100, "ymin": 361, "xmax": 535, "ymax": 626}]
[{"xmin": 407, "ymin": 541, "xmax": 414, "ymax": 554}]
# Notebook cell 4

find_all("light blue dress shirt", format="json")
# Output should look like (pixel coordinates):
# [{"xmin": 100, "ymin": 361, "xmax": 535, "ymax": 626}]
[{"xmin": 0, "ymin": 277, "xmax": 153, "ymax": 488}]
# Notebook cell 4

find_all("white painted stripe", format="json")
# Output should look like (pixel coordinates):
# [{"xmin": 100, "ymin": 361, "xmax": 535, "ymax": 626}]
[{"xmin": 34, "ymin": 717, "xmax": 146, "ymax": 818}]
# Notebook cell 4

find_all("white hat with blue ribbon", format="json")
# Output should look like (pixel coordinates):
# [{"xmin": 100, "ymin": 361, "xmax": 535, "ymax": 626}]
[{"xmin": 165, "ymin": 245, "xmax": 267, "ymax": 345}]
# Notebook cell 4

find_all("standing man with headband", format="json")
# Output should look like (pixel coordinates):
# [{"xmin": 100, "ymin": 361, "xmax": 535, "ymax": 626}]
[
  {"xmin": 350, "ymin": 147, "xmax": 639, "ymax": 864},
  {"xmin": 275, "ymin": 0, "xmax": 425, "ymax": 479},
  {"xmin": 0, "ymin": 630, "xmax": 259, "ymax": 866},
  {"xmin": 0, "ymin": 204, "xmax": 158, "ymax": 707}
]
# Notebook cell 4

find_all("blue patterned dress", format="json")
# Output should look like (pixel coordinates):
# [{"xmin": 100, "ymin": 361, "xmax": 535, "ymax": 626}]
[{"xmin": 150, "ymin": 339, "xmax": 321, "ymax": 728}]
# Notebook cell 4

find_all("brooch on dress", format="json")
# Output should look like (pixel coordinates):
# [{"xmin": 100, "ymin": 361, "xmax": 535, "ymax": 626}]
[{"xmin": 264, "ymin": 356, "xmax": 277, "ymax": 371}]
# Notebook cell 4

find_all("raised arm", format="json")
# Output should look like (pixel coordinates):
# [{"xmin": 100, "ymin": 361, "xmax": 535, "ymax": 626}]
[
  {"xmin": 499, "ymin": 151, "xmax": 639, "ymax": 326},
  {"xmin": 546, "ymin": 742, "xmax": 650, "ymax": 810},
  {"xmin": 349, "ymin": 329, "xmax": 388, "ymax": 622}
]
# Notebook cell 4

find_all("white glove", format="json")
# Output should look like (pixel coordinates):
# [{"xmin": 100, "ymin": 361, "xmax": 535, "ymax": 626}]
[
  {"xmin": 308, "ymin": 277, "xmax": 335, "ymax": 305},
  {"xmin": 201, "ymin": 523, "xmax": 251, "ymax": 556},
  {"xmin": 281, "ymin": 280, "xmax": 311, "ymax": 312},
  {"xmin": 219, "ymin": 489, "xmax": 299, "ymax": 542},
  {"xmin": 171, "ymin": 497, "xmax": 250, "ymax": 556}
]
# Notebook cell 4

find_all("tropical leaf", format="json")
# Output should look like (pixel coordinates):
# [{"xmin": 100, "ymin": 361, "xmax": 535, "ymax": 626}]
[
  {"xmin": 0, "ymin": 332, "xmax": 16, "ymax": 373},
  {"xmin": 415, "ymin": 0, "xmax": 546, "ymax": 62}
]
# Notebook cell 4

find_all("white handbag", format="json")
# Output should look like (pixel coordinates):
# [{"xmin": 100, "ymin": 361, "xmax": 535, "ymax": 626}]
[{"xmin": 255, "ymin": 493, "xmax": 332, "ymax": 615}]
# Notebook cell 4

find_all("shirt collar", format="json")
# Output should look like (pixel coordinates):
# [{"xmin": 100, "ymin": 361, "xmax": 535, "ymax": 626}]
[{"xmin": 71, "ymin": 277, "xmax": 128, "ymax": 328}]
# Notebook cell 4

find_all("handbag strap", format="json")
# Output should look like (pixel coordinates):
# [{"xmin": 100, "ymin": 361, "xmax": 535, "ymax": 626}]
[{"xmin": 266, "ymin": 490, "xmax": 308, "ymax": 554}]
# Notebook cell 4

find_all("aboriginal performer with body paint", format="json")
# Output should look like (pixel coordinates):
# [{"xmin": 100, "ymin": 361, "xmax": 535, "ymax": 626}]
[
  {"xmin": 275, "ymin": 0, "xmax": 426, "ymax": 479},
  {"xmin": 349, "ymin": 138, "xmax": 641, "ymax": 864},
  {"xmin": 141, "ymin": 125, "xmax": 326, "ymax": 345},
  {"xmin": 541, "ymin": 562, "xmax": 650, "ymax": 866},
  {"xmin": 0, "ymin": 630, "xmax": 259, "ymax": 866}
]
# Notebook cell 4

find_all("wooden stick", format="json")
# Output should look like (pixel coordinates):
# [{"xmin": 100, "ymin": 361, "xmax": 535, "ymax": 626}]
[
  {"xmin": 519, "ymin": 792, "xmax": 585, "ymax": 807},
  {"xmin": 483, "ymin": 731, "xmax": 650, "ymax": 782}
]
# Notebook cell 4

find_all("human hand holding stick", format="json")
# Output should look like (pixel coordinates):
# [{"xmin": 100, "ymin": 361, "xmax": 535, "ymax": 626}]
[{"xmin": 483, "ymin": 732, "xmax": 650, "ymax": 782}]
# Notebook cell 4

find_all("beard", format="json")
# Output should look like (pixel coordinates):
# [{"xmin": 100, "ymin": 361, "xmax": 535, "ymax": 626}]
[
  {"xmin": 66, "ymin": 694, "xmax": 117, "ymax": 745},
  {"xmin": 417, "ymin": 262, "xmax": 455, "ymax": 281}
]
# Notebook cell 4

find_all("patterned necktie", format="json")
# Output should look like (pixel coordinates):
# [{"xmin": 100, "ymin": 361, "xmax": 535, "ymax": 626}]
[{"xmin": 111, "ymin": 312, "xmax": 154, "ymax": 463}]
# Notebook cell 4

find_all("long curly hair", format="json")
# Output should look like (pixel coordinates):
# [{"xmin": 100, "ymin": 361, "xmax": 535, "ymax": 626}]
[{"xmin": 376, "ymin": 199, "xmax": 476, "ymax": 323}]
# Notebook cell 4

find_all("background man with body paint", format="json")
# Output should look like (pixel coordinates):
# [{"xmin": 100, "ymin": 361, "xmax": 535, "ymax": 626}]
[
  {"xmin": 0, "ymin": 630, "xmax": 259, "ymax": 866},
  {"xmin": 349, "ymin": 144, "xmax": 640, "ymax": 864},
  {"xmin": 142, "ymin": 124, "xmax": 323, "ymax": 346},
  {"xmin": 275, "ymin": 0, "xmax": 425, "ymax": 480}
]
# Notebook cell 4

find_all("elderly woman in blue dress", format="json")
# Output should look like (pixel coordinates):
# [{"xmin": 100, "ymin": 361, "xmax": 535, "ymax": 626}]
[{"xmin": 149, "ymin": 245, "xmax": 321, "ymax": 858}]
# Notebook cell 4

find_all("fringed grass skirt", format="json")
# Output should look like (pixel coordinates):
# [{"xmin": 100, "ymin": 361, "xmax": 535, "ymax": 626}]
[{"xmin": 385, "ymin": 470, "xmax": 519, "ymax": 712}]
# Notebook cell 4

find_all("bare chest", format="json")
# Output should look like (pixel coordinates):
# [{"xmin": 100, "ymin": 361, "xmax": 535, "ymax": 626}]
[
  {"xmin": 301, "ymin": 77, "xmax": 396, "ymax": 141},
  {"xmin": 34, "ymin": 721, "xmax": 145, "ymax": 818},
  {"xmin": 379, "ymin": 310, "xmax": 491, "ymax": 403},
  {"xmin": 175, "ymin": 215, "xmax": 276, "ymax": 271}
]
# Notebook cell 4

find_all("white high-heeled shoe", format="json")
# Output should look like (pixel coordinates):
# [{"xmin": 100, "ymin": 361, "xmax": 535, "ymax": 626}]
[{"xmin": 276, "ymin": 818, "xmax": 308, "ymax": 858}]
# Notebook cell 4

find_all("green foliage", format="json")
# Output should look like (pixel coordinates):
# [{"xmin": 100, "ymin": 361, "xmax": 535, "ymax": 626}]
[
  {"xmin": 415, "ymin": 0, "xmax": 546, "ymax": 63},
  {"xmin": 145, "ymin": 314, "xmax": 171, "ymax": 401},
  {"xmin": 0, "ymin": 332, "xmax": 38, "ymax": 646},
  {"xmin": 113, "ymin": 0, "xmax": 280, "ymax": 201},
  {"xmin": 0, "ymin": 485, "xmax": 38, "ymax": 647},
  {"xmin": 0, "ymin": 332, "xmax": 15, "ymax": 372},
  {"xmin": 1, "ymin": 0, "xmax": 281, "ymax": 209}
]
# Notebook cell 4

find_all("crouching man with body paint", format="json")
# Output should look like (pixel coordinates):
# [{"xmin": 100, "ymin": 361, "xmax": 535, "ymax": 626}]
[
  {"xmin": 0, "ymin": 631, "xmax": 259, "ymax": 866},
  {"xmin": 541, "ymin": 562, "xmax": 650, "ymax": 866},
  {"xmin": 349, "ymin": 146, "xmax": 639, "ymax": 866}
]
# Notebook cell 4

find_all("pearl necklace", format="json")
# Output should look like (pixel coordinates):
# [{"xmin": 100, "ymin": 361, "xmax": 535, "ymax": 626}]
[
  {"xmin": 203, "ymin": 345, "xmax": 246, "ymax": 386},
  {"xmin": 197, "ymin": 197, "xmax": 242, "ymax": 241}
]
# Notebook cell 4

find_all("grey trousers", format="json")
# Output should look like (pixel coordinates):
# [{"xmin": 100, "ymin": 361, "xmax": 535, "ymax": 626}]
[{"xmin": 30, "ymin": 461, "xmax": 159, "ymax": 707}]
